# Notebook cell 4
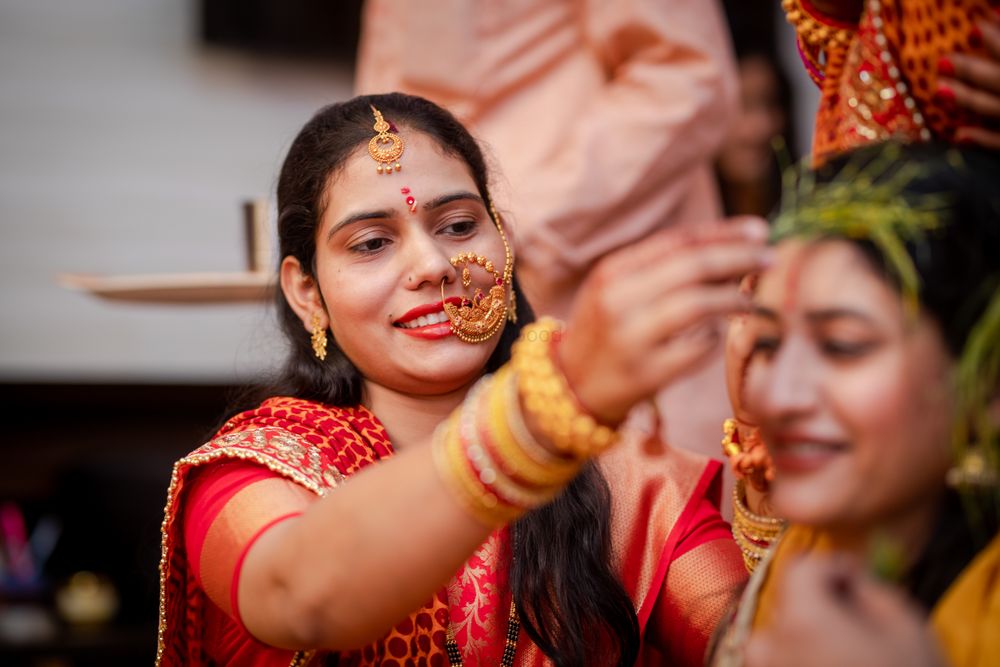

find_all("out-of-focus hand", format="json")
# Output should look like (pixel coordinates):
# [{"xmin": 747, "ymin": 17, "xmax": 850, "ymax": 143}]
[
  {"xmin": 558, "ymin": 217, "xmax": 771, "ymax": 426},
  {"xmin": 745, "ymin": 556, "xmax": 948, "ymax": 667},
  {"xmin": 939, "ymin": 14, "xmax": 1000, "ymax": 150}
]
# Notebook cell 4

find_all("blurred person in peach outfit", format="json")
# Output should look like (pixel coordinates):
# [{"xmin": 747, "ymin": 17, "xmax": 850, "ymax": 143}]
[{"xmin": 356, "ymin": 0, "xmax": 741, "ymax": 463}]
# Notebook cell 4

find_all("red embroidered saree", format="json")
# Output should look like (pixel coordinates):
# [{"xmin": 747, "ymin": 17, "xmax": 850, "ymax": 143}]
[{"xmin": 157, "ymin": 396, "xmax": 745, "ymax": 666}]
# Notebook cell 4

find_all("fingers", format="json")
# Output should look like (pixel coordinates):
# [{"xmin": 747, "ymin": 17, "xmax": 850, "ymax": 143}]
[
  {"xmin": 954, "ymin": 125, "xmax": 1000, "ymax": 150},
  {"xmin": 745, "ymin": 555, "xmax": 948, "ymax": 667},
  {"xmin": 980, "ymin": 16, "xmax": 1000, "ymax": 62},
  {"xmin": 599, "ymin": 216, "xmax": 768, "ymax": 276},
  {"xmin": 628, "ymin": 283, "xmax": 748, "ymax": 349},
  {"xmin": 938, "ymin": 74, "xmax": 1000, "ymax": 118},
  {"xmin": 940, "ymin": 20, "xmax": 1000, "ymax": 121},
  {"xmin": 626, "ymin": 241, "xmax": 772, "ymax": 310},
  {"xmin": 642, "ymin": 325, "xmax": 721, "ymax": 389}
]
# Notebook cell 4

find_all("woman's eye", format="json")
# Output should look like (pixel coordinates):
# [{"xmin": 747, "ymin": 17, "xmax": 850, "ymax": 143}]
[
  {"xmin": 820, "ymin": 340, "xmax": 875, "ymax": 359},
  {"xmin": 750, "ymin": 336, "xmax": 780, "ymax": 359},
  {"xmin": 441, "ymin": 219, "xmax": 478, "ymax": 236},
  {"xmin": 350, "ymin": 237, "xmax": 391, "ymax": 254}
]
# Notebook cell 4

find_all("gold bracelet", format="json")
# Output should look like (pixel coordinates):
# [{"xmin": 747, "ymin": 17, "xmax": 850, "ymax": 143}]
[
  {"xmin": 732, "ymin": 479, "xmax": 784, "ymax": 540},
  {"xmin": 733, "ymin": 525, "xmax": 770, "ymax": 572},
  {"xmin": 780, "ymin": 0, "xmax": 855, "ymax": 49},
  {"xmin": 500, "ymin": 365, "xmax": 577, "ymax": 470},
  {"xmin": 486, "ymin": 366, "xmax": 580, "ymax": 488},
  {"xmin": 511, "ymin": 318, "xmax": 618, "ymax": 458},
  {"xmin": 461, "ymin": 376, "xmax": 559, "ymax": 509},
  {"xmin": 433, "ymin": 413, "xmax": 521, "ymax": 527},
  {"xmin": 730, "ymin": 479, "xmax": 784, "ymax": 572}
]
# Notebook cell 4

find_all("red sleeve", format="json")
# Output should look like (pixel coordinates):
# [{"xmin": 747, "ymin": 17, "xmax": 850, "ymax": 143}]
[
  {"xmin": 672, "ymin": 466, "xmax": 734, "ymax": 560},
  {"xmin": 648, "ymin": 472, "xmax": 748, "ymax": 667},
  {"xmin": 183, "ymin": 462, "xmax": 279, "ymax": 585},
  {"xmin": 181, "ymin": 462, "xmax": 314, "ymax": 624}
]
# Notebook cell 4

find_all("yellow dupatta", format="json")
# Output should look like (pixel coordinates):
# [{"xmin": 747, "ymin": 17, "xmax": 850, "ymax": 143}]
[{"xmin": 930, "ymin": 532, "xmax": 1000, "ymax": 667}]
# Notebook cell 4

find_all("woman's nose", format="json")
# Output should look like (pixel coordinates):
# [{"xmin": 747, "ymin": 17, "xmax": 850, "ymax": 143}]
[
  {"xmin": 401, "ymin": 231, "xmax": 456, "ymax": 290},
  {"xmin": 747, "ymin": 338, "xmax": 818, "ymax": 424}
]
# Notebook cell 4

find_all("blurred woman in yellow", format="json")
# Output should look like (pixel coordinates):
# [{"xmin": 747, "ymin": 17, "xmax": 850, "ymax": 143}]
[{"xmin": 712, "ymin": 139, "xmax": 1000, "ymax": 667}]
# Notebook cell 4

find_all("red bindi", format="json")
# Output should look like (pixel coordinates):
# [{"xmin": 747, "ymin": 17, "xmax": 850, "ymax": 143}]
[{"xmin": 401, "ymin": 187, "xmax": 417, "ymax": 213}]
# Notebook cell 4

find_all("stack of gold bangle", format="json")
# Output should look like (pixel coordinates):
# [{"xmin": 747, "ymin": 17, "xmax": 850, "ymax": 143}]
[
  {"xmin": 434, "ymin": 318, "xmax": 619, "ymax": 526},
  {"xmin": 510, "ymin": 318, "xmax": 618, "ymax": 458},
  {"xmin": 731, "ymin": 479, "xmax": 784, "ymax": 572},
  {"xmin": 780, "ymin": 0, "xmax": 855, "ymax": 50}
]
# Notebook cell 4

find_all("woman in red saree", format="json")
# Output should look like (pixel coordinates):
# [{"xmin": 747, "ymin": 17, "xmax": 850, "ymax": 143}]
[{"xmin": 157, "ymin": 93, "xmax": 768, "ymax": 666}]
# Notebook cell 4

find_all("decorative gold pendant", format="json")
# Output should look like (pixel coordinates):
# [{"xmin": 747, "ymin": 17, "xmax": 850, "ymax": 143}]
[
  {"xmin": 368, "ymin": 105, "xmax": 404, "ymax": 175},
  {"xmin": 441, "ymin": 198, "xmax": 515, "ymax": 344},
  {"xmin": 442, "ymin": 252, "xmax": 508, "ymax": 344}
]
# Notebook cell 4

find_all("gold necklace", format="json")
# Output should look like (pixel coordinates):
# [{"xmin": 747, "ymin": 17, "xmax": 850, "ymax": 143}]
[{"xmin": 445, "ymin": 598, "xmax": 519, "ymax": 666}]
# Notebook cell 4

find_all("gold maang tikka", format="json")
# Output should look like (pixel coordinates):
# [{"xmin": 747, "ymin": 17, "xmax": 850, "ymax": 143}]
[
  {"xmin": 441, "ymin": 200, "xmax": 516, "ymax": 344},
  {"xmin": 368, "ymin": 105, "xmax": 404, "ymax": 175}
]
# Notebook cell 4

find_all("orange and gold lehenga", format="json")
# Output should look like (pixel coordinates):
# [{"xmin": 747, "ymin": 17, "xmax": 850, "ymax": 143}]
[
  {"xmin": 157, "ymin": 397, "xmax": 747, "ymax": 667},
  {"xmin": 785, "ymin": 0, "xmax": 1000, "ymax": 165}
]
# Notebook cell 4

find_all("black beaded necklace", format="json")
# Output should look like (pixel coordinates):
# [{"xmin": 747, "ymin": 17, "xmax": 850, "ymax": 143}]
[{"xmin": 445, "ymin": 598, "xmax": 519, "ymax": 666}]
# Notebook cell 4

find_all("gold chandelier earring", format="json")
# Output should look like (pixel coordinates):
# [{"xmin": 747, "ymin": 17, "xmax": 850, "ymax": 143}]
[
  {"xmin": 310, "ymin": 312, "xmax": 328, "ymax": 360},
  {"xmin": 441, "ymin": 198, "xmax": 515, "ymax": 343}
]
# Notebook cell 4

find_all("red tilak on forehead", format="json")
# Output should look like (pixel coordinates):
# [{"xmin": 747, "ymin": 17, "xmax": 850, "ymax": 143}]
[
  {"xmin": 401, "ymin": 187, "xmax": 417, "ymax": 213},
  {"xmin": 783, "ymin": 248, "xmax": 807, "ymax": 314}
]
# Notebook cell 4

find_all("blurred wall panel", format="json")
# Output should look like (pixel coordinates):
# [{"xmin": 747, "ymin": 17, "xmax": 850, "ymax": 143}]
[{"xmin": 0, "ymin": 0, "xmax": 353, "ymax": 383}]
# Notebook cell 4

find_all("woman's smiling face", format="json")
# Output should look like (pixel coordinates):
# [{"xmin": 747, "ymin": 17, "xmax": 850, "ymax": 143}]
[
  {"xmin": 310, "ymin": 130, "xmax": 509, "ymax": 397},
  {"xmin": 744, "ymin": 239, "xmax": 956, "ymax": 534}
]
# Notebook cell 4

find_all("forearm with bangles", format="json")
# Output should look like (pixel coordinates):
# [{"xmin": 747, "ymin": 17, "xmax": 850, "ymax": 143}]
[{"xmin": 432, "ymin": 318, "xmax": 620, "ymax": 526}]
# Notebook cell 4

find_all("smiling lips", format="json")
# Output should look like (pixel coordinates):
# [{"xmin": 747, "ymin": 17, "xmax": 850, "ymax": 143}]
[
  {"xmin": 393, "ymin": 298, "xmax": 462, "ymax": 339},
  {"xmin": 770, "ymin": 435, "xmax": 848, "ymax": 474}
]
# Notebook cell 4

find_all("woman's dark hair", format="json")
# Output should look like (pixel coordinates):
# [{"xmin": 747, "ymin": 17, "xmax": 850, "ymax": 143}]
[
  {"xmin": 809, "ymin": 141, "xmax": 1000, "ymax": 356},
  {"xmin": 256, "ymin": 93, "xmax": 639, "ymax": 665}
]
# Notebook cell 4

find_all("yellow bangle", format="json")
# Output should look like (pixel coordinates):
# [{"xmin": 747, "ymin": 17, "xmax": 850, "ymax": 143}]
[
  {"xmin": 486, "ymin": 366, "xmax": 580, "ymax": 488},
  {"xmin": 732, "ymin": 479, "xmax": 784, "ymax": 539},
  {"xmin": 511, "ymin": 318, "xmax": 618, "ymax": 458},
  {"xmin": 461, "ymin": 377, "xmax": 559, "ymax": 509},
  {"xmin": 730, "ymin": 479, "xmax": 784, "ymax": 572},
  {"xmin": 433, "ymin": 413, "xmax": 521, "ymax": 527}
]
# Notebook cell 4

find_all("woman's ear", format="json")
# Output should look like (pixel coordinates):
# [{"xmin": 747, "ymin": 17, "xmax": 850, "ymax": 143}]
[{"xmin": 280, "ymin": 255, "xmax": 327, "ymax": 332}]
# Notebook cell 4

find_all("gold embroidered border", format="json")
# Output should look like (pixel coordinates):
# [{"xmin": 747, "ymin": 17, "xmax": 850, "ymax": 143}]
[{"xmin": 156, "ymin": 427, "xmax": 344, "ymax": 666}]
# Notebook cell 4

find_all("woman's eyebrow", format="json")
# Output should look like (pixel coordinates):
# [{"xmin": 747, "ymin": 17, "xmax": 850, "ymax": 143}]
[
  {"xmin": 326, "ymin": 209, "xmax": 393, "ymax": 242},
  {"xmin": 805, "ymin": 308, "xmax": 877, "ymax": 325},
  {"xmin": 422, "ymin": 191, "xmax": 484, "ymax": 210}
]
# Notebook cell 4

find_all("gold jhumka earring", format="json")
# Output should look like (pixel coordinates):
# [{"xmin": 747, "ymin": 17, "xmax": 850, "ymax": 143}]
[
  {"xmin": 310, "ymin": 312, "xmax": 328, "ymax": 360},
  {"xmin": 441, "ymin": 200, "xmax": 516, "ymax": 344},
  {"xmin": 368, "ymin": 105, "xmax": 404, "ymax": 175},
  {"xmin": 946, "ymin": 448, "xmax": 998, "ymax": 490}
]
